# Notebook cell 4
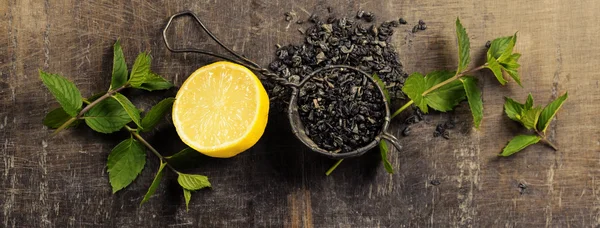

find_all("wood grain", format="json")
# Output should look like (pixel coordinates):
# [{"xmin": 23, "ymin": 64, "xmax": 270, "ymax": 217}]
[{"xmin": 1, "ymin": 0, "xmax": 599, "ymax": 227}]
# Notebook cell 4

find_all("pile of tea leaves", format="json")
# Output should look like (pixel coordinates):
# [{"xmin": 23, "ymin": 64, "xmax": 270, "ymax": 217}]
[
  {"xmin": 266, "ymin": 11, "xmax": 409, "ymax": 109},
  {"xmin": 297, "ymin": 67, "xmax": 385, "ymax": 152}
]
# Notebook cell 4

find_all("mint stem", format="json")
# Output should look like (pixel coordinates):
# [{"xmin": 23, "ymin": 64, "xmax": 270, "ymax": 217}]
[
  {"xmin": 51, "ymin": 117, "xmax": 78, "ymax": 136},
  {"xmin": 76, "ymin": 84, "xmax": 129, "ymax": 118},
  {"xmin": 421, "ymin": 65, "xmax": 486, "ymax": 96},
  {"xmin": 535, "ymin": 130, "xmax": 558, "ymax": 151},
  {"xmin": 540, "ymin": 138, "xmax": 558, "ymax": 151},
  {"xmin": 325, "ymin": 159, "xmax": 344, "ymax": 176},
  {"xmin": 391, "ymin": 100, "xmax": 414, "ymax": 119},
  {"xmin": 126, "ymin": 125, "xmax": 181, "ymax": 174}
]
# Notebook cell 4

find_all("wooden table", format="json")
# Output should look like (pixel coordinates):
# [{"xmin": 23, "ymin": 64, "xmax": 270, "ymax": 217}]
[{"xmin": 1, "ymin": 0, "xmax": 598, "ymax": 227}]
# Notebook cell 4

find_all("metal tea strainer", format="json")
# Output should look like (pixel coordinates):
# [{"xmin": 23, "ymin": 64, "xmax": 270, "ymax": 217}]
[{"xmin": 163, "ymin": 11, "xmax": 401, "ymax": 159}]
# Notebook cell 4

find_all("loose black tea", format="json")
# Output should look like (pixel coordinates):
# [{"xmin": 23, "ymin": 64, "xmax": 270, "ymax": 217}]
[
  {"xmin": 265, "ymin": 11, "xmax": 409, "ymax": 110},
  {"xmin": 402, "ymin": 126, "xmax": 411, "ymax": 136},
  {"xmin": 297, "ymin": 67, "xmax": 385, "ymax": 153}
]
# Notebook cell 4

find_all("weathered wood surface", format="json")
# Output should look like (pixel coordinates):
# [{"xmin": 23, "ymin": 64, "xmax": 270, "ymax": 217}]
[{"xmin": 1, "ymin": 0, "xmax": 599, "ymax": 227}]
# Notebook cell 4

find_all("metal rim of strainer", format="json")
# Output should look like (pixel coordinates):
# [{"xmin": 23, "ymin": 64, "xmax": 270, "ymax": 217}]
[{"xmin": 162, "ymin": 11, "xmax": 402, "ymax": 159}]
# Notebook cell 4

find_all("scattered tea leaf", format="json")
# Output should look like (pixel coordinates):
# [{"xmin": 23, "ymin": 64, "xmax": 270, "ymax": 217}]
[
  {"xmin": 504, "ymin": 97, "xmax": 524, "ymax": 122},
  {"xmin": 140, "ymin": 161, "xmax": 166, "ymax": 205},
  {"xmin": 455, "ymin": 18, "xmax": 470, "ymax": 73},
  {"xmin": 499, "ymin": 134, "xmax": 540, "ymax": 157},
  {"xmin": 84, "ymin": 98, "xmax": 131, "ymax": 133},
  {"xmin": 379, "ymin": 141, "xmax": 393, "ymax": 174},
  {"xmin": 424, "ymin": 71, "xmax": 466, "ymax": 112},
  {"xmin": 112, "ymin": 93, "xmax": 142, "ymax": 128},
  {"xmin": 110, "ymin": 40, "xmax": 128, "ymax": 90},
  {"xmin": 460, "ymin": 76, "xmax": 483, "ymax": 128},
  {"xmin": 402, "ymin": 72, "xmax": 428, "ymax": 113},
  {"xmin": 183, "ymin": 189, "xmax": 192, "ymax": 211},
  {"xmin": 537, "ymin": 92, "xmax": 568, "ymax": 133},
  {"xmin": 107, "ymin": 138, "xmax": 146, "ymax": 193},
  {"xmin": 372, "ymin": 73, "xmax": 390, "ymax": 103},
  {"xmin": 43, "ymin": 107, "xmax": 78, "ymax": 129},
  {"xmin": 39, "ymin": 71, "xmax": 83, "ymax": 117},
  {"xmin": 177, "ymin": 173, "xmax": 211, "ymax": 191},
  {"xmin": 141, "ymin": 98, "xmax": 175, "ymax": 132},
  {"xmin": 137, "ymin": 72, "xmax": 174, "ymax": 91},
  {"xmin": 128, "ymin": 52, "xmax": 151, "ymax": 88}
]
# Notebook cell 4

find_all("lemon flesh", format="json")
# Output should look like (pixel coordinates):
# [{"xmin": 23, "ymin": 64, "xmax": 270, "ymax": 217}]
[{"xmin": 172, "ymin": 61, "xmax": 269, "ymax": 158}]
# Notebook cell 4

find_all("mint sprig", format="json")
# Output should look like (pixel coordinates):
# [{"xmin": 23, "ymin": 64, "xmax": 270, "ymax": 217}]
[
  {"xmin": 499, "ymin": 92, "xmax": 568, "ymax": 156},
  {"xmin": 40, "ymin": 40, "xmax": 208, "ymax": 208},
  {"xmin": 389, "ymin": 18, "xmax": 520, "ymax": 128}
]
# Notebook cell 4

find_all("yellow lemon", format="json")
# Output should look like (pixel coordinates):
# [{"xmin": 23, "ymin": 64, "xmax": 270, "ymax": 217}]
[{"xmin": 172, "ymin": 61, "xmax": 269, "ymax": 158}]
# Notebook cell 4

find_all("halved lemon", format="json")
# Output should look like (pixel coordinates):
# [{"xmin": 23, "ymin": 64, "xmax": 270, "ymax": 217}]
[{"xmin": 172, "ymin": 61, "xmax": 269, "ymax": 158}]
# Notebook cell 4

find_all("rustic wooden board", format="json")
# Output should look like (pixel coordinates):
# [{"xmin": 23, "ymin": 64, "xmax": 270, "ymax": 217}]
[{"xmin": 1, "ymin": 0, "xmax": 599, "ymax": 227}]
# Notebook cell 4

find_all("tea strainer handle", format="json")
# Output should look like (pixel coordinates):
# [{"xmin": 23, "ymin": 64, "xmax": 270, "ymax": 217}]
[
  {"xmin": 162, "ymin": 11, "xmax": 297, "ymax": 88},
  {"xmin": 381, "ymin": 132, "xmax": 402, "ymax": 151}
]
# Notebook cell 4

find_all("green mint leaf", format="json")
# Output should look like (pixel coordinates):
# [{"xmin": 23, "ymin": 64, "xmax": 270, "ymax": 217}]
[
  {"xmin": 107, "ymin": 138, "xmax": 146, "ymax": 193},
  {"xmin": 177, "ymin": 173, "xmax": 211, "ymax": 191},
  {"xmin": 110, "ymin": 40, "xmax": 128, "ymax": 90},
  {"xmin": 499, "ymin": 134, "xmax": 541, "ymax": 157},
  {"xmin": 455, "ymin": 18, "xmax": 470, "ymax": 73},
  {"xmin": 140, "ymin": 161, "xmax": 166, "ymax": 205},
  {"xmin": 504, "ymin": 68, "xmax": 522, "ymax": 87},
  {"xmin": 43, "ymin": 107, "xmax": 79, "ymax": 129},
  {"xmin": 402, "ymin": 72, "xmax": 428, "ymax": 113},
  {"xmin": 500, "ymin": 53, "xmax": 521, "ymax": 70},
  {"xmin": 379, "ymin": 141, "xmax": 393, "ymax": 174},
  {"xmin": 520, "ymin": 106, "xmax": 543, "ymax": 130},
  {"xmin": 128, "ymin": 52, "xmax": 151, "ymax": 87},
  {"xmin": 166, "ymin": 148, "xmax": 205, "ymax": 169},
  {"xmin": 460, "ymin": 76, "xmax": 483, "ymax": 128},
  {"xmin": 486, "ymin": 57, "xmax": 507, "ymax": 85},
  {"xmin": 372, "ymin": 73, "xmax": 390, "ymax": 103},
  {"xmin": 166, "ymin": 147, "xmax": 199, "ymax": 161},
  {"xmin": 39, "ymin": 71, "xmax": 83, "ymax": 117},
  {"xmin": 504, "ymin": 97, "xmax": 524, "ymax": 122},
  {"xmin": 537, "ymin": 92, "xmax": 568, "ymax": 133},
  {"xmin": 137, "ymin": 72, "xmax": 174, "ymax": 91},
  {"xmin": 183, "ymin": 189, "xmax": 192, "ymax": 211},
  {"xmin": 141, "ymin": 98, "xmax": 175, "ymax": 132},
  {"xmin": 525, "ymin": 93, "xmax": 534, "ymax": 110},
  {"xmin": 424, "ymin": 71, "xmax": 466, "ymax": 112},
  {"xmin": 84, "ymin": 98, "xmax": 131, "ymax": 133},
  {"xmin": 112, "ymin": 93, "xmax": 142, "ymax": 128},
  {"xmin": 497, "ymin": 33, "xmax": 517, "ymax": 63},
  {"xmin": 487, "ymin": 35, "xmax": 514, "ymax": 60}
]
